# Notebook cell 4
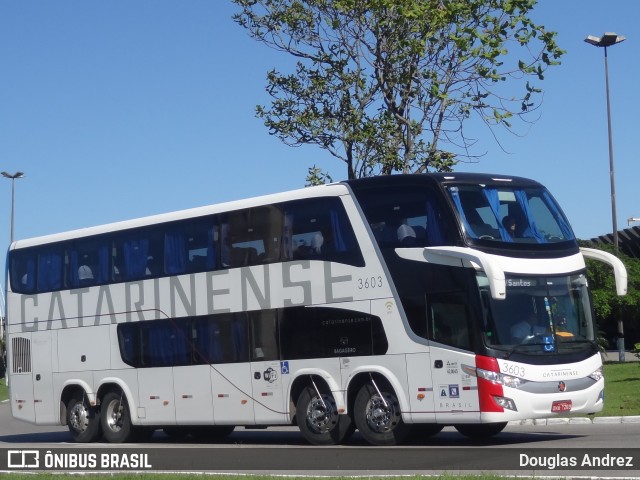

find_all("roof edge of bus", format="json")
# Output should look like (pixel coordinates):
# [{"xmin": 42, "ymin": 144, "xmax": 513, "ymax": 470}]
[
  {"xmin": 10, "ymin": 182, "xmax": 349, "ymax": 249},
  {"xmin": 343, "ymin": 172, "xmax": 543, "ymax": 187}
]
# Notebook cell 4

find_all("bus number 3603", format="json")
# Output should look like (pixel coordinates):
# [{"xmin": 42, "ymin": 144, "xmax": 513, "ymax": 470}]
[{"xmin": 357, "ymin": 276, "xmax": 383, "ymax": 289}]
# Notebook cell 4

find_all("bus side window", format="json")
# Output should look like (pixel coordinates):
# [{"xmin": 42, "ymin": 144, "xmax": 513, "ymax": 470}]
[
  {"xmin": 142, "ymin": 320, "xmax": 191, "ymax": 367},
  {"xmin": 68, "ymin": 240, "xmax": 111, "ymax": 288},
  {"xmin": 430, "ymin": 300, "xmax": 471, "ymax": 350},
  {"xmin": 37, "ymin": 248, "xmax": 64, "ymax": 292},
  {"xmin": 165, "ymin": 218, "xmax": 218, "ymax": 275},
  {"xmin": 194, "ymin": 313, "xmax": 249, "ymax": 364},
  {"xmin": 286, "ymin": 197, "xmax": 363, "ymax": 267},
  {"xmin": 250, "ymin": 310, "xmax": 279, "ymax": 361},
  {"xmin": 114, "ymin": 230, "xmax": 163, "ymax": 281},
  {"xmin": 10, "ymin": 250, "xmax": 36, "ymax": 293}
]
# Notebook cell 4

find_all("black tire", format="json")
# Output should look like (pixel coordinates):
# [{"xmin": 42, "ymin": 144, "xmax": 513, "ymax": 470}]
[
  {"xmin": 100, "ymin": 391, "xmax": 135, "ymax": 443},
  {"xmin": 353, "ymin": 383, "xmax": 410, "ymax": 446},
  {"xmin": 189, "ymin": 425, "xmax": 235, "ymax": 441},
  {"xmin": 455, "ymin": 422, "xmax": 507, "ymax": 439},
  {"xmin": 296, "ymin": 386, "xmax": 354, "ymax": 446},
  {"xmin": 66, "ymin": 392, "xmax": 101, "ymax": 443}
]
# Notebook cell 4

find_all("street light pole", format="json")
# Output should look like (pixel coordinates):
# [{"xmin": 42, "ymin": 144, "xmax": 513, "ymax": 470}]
[
  {"xmin": 585, "ymin": 33, "xmax": 625, "ymax": 250},
  {"xmin": 1, "ymin": 171, "xmax": 24, "ymax": 379},
  {"xmin": 1, "ymin": 171, "xmax": 25, "ymax": 243},
  {"xmin": 585, "ymin": 33, "xmax": 626, "ymax": 362}
]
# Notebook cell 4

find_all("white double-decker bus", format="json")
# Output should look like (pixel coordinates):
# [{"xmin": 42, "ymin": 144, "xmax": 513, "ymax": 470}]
[{"xmin": 5, "ymin": 173, "xmax": 626, "ymax": 446}]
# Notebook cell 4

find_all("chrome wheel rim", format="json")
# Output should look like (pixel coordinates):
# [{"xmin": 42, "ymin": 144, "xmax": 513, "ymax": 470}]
[{"xmin": 306, "ymin": 394, "xmax": 337, "ymax": 434}]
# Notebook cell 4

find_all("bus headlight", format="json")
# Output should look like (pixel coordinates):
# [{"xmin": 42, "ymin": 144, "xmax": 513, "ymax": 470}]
[
  {"xmin": 472, "ymin": 366, "xmax": 527, "ymax": 389},
  {"xmin": 589, "ymin": 367, "xmax": 603, "ymax": 382}
]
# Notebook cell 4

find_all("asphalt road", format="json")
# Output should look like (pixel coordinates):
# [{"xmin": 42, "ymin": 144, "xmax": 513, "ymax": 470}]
[{"xmin": 1, "ymin": 400, "xmax": 639, "ymax": 476}]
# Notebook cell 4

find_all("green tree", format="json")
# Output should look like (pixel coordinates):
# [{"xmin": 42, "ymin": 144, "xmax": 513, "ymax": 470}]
[
  {"xmin": 579, "ymin": 241, "xmax": 640, "ymax": 350},
  {"xmin": 233, "ymin": 0, "xmax": 564, "ymax": 183}
]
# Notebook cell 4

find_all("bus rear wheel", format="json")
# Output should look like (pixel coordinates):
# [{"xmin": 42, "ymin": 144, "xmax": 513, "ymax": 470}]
[
  {"xmin": 296, "ymin": 386, "xmax": 354, "ymax": 446},
  {"xmin": 455, "ymin": 422, "xmax": 507, "ymax": 439},
  {"xmin": 100, "ymin": 391, "xmax": 134, "ymax": 443},
  {"xmin": 67, "ymin": 392, "xmax": 101, "ymax": 443},
  {"xmin": 354, "ymin": 383, "xmax": 409, "ymax": 446}
]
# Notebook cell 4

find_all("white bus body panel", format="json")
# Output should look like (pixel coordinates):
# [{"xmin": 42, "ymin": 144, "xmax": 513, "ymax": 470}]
[
  {"xmin": 481, "ymin": 354, "xmax": 604, "ymax": 423},
  {"xmin": 174, "ymin": 365, "xmax": 214, "ymax": 425},
  {"xmin": 404, "ymin": 352, "xmax": 435, "ymax": 423},
  {"xmin": 137, "ymin": 367, "xmax": 177, "ymax": 426},
  {"xmin": 211, "ymin": 363, "xmax": 255, "ymax": 425},
  {"xmin": 429, "ymin": 345, "xmax": 479, "ymax": 424},
  {"xmin": 32, "ymin": 330, "xmax": 55, "ymax": 424},
  {"xmin": 251, "ymin": 360, "xmax": 288, "ymax": 424}
]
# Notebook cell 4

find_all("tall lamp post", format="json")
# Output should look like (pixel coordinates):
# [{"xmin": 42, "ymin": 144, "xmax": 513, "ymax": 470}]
[
  {"xmin": 584, "ymin": 33, "xmax": 625, "ymax": 250},
  {"xmin": 1, "ymin": 171, "xmax": 24, "ymax": 378},
  {"xmin": 2, "ymin": 171, "xmax": 25, "ymax": 243},
  {"xmin": 585, "ymin": 32, "xmax": 626, "ymax": 361}
]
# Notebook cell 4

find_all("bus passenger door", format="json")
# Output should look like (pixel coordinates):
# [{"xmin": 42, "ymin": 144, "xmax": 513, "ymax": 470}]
[{"xmin": 429, "ymin": 299, "xmax": 480, "ymax": 423}]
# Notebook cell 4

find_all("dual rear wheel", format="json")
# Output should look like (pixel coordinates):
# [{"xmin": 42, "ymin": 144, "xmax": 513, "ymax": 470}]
[
  {"xmin": 66, "ymin": 391, "xmax": 143, "ymax": 443},
  {"xmin": 296, "ymin": 381, "xmax": 410, "ymax": 446}
]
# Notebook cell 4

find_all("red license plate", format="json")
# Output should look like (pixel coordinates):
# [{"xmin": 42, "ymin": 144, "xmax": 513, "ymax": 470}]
[{"xmin": 551, "ymin": 400, "xmax": 572, "ymax": 412}]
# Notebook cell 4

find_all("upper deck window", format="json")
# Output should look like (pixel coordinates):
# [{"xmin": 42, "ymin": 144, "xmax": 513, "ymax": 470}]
[
  {"xmin": 353, "ymin": 186, "xmax": 454, "ymax": 249},
  {"xmin": 447, "ymin": 184, "xmax": 575, "ymax": 244}
]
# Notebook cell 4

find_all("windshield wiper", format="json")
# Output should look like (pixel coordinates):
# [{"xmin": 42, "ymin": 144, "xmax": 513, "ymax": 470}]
[{"xmin": 502, "ymin": 341, "xmax": 549, "ymax": 359}]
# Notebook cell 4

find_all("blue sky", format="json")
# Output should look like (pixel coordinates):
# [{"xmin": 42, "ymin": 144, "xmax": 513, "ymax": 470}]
[{"xmin": 0, "ymin": 0, "xmax": 638, "ymax": 256}]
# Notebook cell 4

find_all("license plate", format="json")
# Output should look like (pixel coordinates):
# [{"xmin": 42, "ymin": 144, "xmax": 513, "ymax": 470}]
[{"xmin": 551, "ymin": 400, "xmax": 572, "ymax": 412}]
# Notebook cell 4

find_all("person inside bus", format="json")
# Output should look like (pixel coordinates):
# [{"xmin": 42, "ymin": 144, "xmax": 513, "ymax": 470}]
[
  {"xmin": 397, "ymin": 224, "xmax": 417, "ymax": 247},
  {"xmin": 310, "ymin": 231, "xmax": 324, "ymax": 254},
  {"xmin": 502, "ymin": 215, "xmax": 517, "ymax": 237},
  {"xmin": 511, "ymin": 312, "xmax": 546, "ymax": 342},
  {"xmin": 78, "ymin": 264, "xmax": 95, "ymax": 287}
]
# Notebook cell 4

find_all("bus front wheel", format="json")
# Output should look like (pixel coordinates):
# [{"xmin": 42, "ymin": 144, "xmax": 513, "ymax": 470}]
[
  {"xmin": 67, "ymin": 392, "xmax": 101, "ymax": 443},
  {"xmin": 100, "ymin": 392, "xmax": 134, "ymax": 443},
  {"xmin": 354, "ymin": 383, "xmax": 410, "ymax": 446},
  {"xmin": 454, "ymin": 422, "xmax": 507, "ymax": 439},
  {"xmin": 296, "ymin": 386, "xmax": 354, "ymax": 445}
]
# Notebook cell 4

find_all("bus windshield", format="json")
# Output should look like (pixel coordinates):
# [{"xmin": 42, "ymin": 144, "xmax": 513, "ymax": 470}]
[
  {"xmin": 447, "ymin": 184, "xmax": 575, "ymax": 244},
  {"xmin": 480, "ymin": 273, "xmax": 596, "ymax": 355}
]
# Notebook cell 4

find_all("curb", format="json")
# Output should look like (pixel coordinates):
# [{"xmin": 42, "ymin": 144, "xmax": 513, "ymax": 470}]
[{"xmin": 509, "ymin": 415, "xmax": 640, "ymax": 426}]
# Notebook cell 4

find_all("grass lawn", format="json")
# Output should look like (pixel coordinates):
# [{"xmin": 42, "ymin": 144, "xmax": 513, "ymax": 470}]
[
  {"xmin": 597, "ymin": 361, "xmax": 640, "ymax": 416},
  {"xmin": 1, "ymin": 362, "xmax": 638, "ymax": 414},
  {"xmin": 0, "ymin": 376, "xmax": 7, "ymax": 402}
]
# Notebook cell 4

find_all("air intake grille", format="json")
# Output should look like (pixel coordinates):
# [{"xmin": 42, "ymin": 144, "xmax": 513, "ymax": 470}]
[{"xmin": 11, "ymin": 337, "xmax": 32, "ymax": 374}]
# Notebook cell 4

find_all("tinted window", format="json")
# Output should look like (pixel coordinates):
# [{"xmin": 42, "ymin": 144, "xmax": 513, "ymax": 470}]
[
  {"xmin": 285, "ymin": 197, "xmax": 364, "ymax": 266},
  {"xmin": 280, "ymin": 307, "xmax": 388, "ymax": 359},
  {"xmin": 118, "ymin": 306, "xmax": 388, "ymax": 367},
  {"xmin": 448, "ymin": 184, "xmax": 575, "ymax": 244},
  {"xmin": 9, "ymin": 195, "xmax": 363, "ymax": 294},
  {"xmin": 165, "ymin": 218, "xmax": 218, "ymax": 275},
  {"xmin": 353, "ymin": 186, "xmax": 453, "ymax": 248}
]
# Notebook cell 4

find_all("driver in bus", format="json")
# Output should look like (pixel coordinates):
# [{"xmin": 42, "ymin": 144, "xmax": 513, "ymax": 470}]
[
  {"xmin": 502, "ymin": 216, "xmax": 517, "ymax": 237},
  {"xmin": 511, "ymin": 312, "xmax": 547, "ymax": 342}
]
